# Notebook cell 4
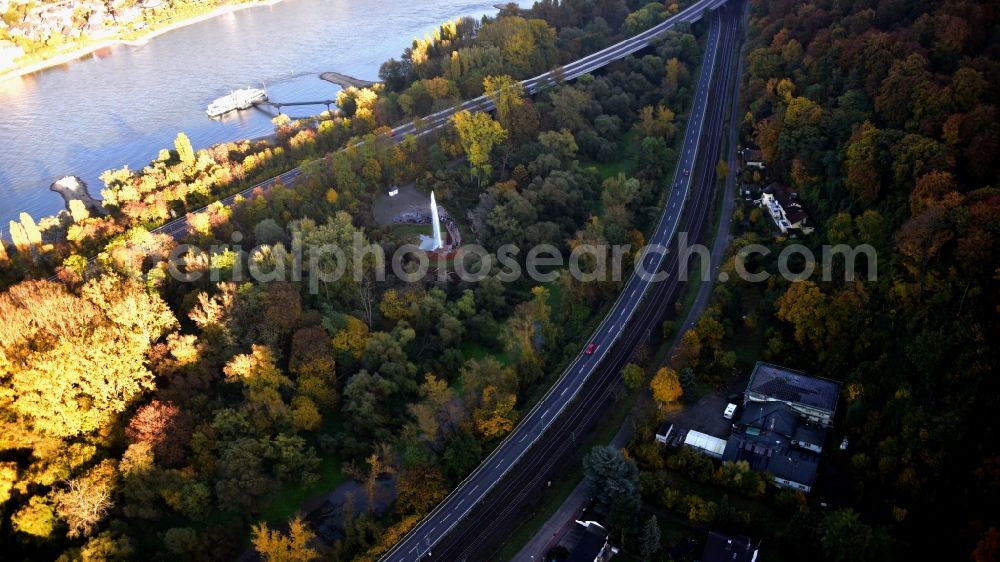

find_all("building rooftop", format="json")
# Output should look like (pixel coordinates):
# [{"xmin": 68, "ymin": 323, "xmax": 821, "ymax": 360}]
[
  {"xmin": 742, "ymin": 147, "xmax": 764, "ymax": 163},
  {"xmin": 723, "ymin": 430, "xmax": 820, "ymax": 490},
  {"xmin": 792, "ymin": 423, "xmax": 828, "ymax": 448},
  {"xmin": 567, "ymin": 530, "xmax": 608, "ymax": 562},
  {"xmin": 739, "ymin": 402, "xmax": 799, "ymax": 436},
  {"xmin": 684, "ymin": 430, "xmax": 728, "ymax": 458},
  {"xmin": 746, "ymin": 362, "xmax": 840, "ymax": 415},
  {"xmin": 738, "ymin": 402, "xmax": 829, "ymax": 449},
  {"xmin": 566, "ymin": 521, "xmax": 617, "ymax": 562},
  {"xmin": 762, "ymin": 183, "xmax": 808, "ymax": 224},
  {"xmin": 701, "ymin": 531, "xmax": 759, "ymax": 562}
]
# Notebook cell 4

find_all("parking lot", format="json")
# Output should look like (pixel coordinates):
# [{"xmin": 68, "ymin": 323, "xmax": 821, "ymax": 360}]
[{"xmin": 666, "ymin": 374, "xmax": 749, "ymax": 440}]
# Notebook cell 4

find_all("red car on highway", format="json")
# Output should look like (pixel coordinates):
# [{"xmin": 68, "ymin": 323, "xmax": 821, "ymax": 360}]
[
  {"xmin": 585, "ymin": 343, "xmax": 598, "ymax": 355},
  {"xmin": 683, "ymin": 169, "xmax": 690, "ymax": 176}
]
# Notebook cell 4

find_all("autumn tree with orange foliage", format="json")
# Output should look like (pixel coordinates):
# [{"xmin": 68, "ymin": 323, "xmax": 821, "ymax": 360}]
[{"xmin": 650, "ymin": 367, "xmax": 683, "ymax": 409}]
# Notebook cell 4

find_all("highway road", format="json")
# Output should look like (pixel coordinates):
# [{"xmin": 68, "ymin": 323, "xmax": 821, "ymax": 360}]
[
  {"xmin": 419, "ymin": 3, "xmax": 746, "ymax": 560},
  {"xmin": 380, "ymin": 1, "xmax": 743, "ymax": 560}
]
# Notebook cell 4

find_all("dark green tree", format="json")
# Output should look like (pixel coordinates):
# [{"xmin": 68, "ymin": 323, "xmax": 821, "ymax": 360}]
[{"xmin": 583, "ymin": 446, "xmax": 640, "ymax": 536}]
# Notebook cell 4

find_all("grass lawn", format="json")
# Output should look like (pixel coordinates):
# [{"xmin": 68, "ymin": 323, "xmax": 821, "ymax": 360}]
[
  {"xmin": 612, "ymin": 516, "xmax": 701, "ymax": 562},
  {"xmin": 391, "ymin": 223, "xmax": 432, "ymax": 241},
  {"xmin": 718, "ymin": 282, "xmax": 765, "ymax": 369},
  {"xmin": 658, "ymin": 517, "xmax": 698, "ymax": 548},
  {"xmin": 246, "ymin": 417, "xmax": 348, "ymax": 549},
  {"xmin": 591, "ymin": 158, "xmax": 630, "ymax": 181},
  {"xmin": 459, "ymin": 340, "xmax": 512, "ymax": 365},
  {"xmin": 586, "ymin": 130, "xmax": 642, "ymax": 180},
  {"xmin": 257, "ymin": 452, "xmax": 347, "ymax": 526},
  {"xmin": 582, "ymin": 129, "xmax": 642, "ymax": 217}
]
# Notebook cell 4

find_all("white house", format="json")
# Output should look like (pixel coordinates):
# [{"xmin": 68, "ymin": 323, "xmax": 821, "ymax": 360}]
[{"xmin": 757, "ymin": 183, "xmax": 814, "ymax": 235}]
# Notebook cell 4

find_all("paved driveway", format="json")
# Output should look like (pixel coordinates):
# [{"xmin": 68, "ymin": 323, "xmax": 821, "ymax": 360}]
[
  {"xmin": 372, "ymin": 182, "xmax": 424, "ymax": 226},
  {"xmin": 665, "ymin": 377, "xmax": 744, "ymax": 438}
]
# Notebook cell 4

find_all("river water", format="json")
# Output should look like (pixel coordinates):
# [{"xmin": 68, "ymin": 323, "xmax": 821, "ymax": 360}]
[{"xmin": 0, "ymin": 0, "xmax": 526, "ymax": 230}]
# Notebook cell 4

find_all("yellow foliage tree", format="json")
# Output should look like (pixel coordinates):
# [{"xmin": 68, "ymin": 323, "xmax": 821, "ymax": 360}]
[
  {"xmin": 0, "ymin": 462, "xmax": 16, "ymax": 504},
  {"xmin": 325, "ymin": 188, "xmax": 338, "ymax": 205},
  {"xmin": 2, "ymin": 278, "xmax": 176, "ymax": 438},
  {"xmin": 474, "ymin": 385, "xmax": 519, "ymax": 440},
  {"xmin": 251, "ymin": 516, "xmax": 320, "ymax": 562},
  {"xmin": 650, "ymin": 367, "xmax": 683, "ymax": 408},
  {"xmin": 379, "ymin": 288, "xmax": 416, "ymax": 323},
  {"xmin": 483, "ymin": 74, "xmax": 525, "ymax": 131},
  {"xmin": 291, "ymin": 396, "xmax": 322, "ymax": 432},
  {"xmin": 332, "ymin": 315, "xmax": 370, "ymax": 359},
  {"xmin": 12, "ymin": 495, "xmax": 57, "ymax": 538},
  {"xmin": 450, "ymin": 110, "xmax": 507, "ymax": 184}
]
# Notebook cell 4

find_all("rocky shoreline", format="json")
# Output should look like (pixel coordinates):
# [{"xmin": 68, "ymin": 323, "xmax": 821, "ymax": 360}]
[{"xmin": 49, "ymin": 176, "xmax": 104, "ymax": 217}]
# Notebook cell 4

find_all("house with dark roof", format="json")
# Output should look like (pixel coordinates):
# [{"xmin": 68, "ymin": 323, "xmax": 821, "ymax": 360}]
[
  {"xmin": 757, "ymin": 183, "xmax": 814, "ymax": 235},
  {"xmin": 725, "ymin": 431, "xmax": 820, "ymax": 493},
  {"xmin": 566, "ymin": 521, "xmax": 619, "ymax": 562},
  {"xmin": 741, "ymin": 147, "xmax": 765, "ymax": 169},
  {"xmin": 701, "ymin": 531, "xmax": 759, "ymax": 562},
  {"xmin": 724, "ymin": 404, "xmax": 828, "ymax": 492},
  {"xmin": 744, "ymin": 362, "xmax": 840, "ymax": 428},
  {"xmin": 721, "ymin": 363, "xmax": 841, "ymax": 493}
]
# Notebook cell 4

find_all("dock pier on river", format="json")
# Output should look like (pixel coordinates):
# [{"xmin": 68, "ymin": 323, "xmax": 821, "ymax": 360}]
[
  {"xmin": 252, "ymin": 72, "xmax": 375, "ymax": 115},
  {"xmin": 319, "ymin": 71, "xmax": 375, "ymax": 88}
]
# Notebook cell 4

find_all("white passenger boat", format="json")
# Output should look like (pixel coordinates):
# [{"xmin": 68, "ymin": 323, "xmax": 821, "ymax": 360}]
[{"xmin": 206, "ymin": 87, "xmax": 267, "ymax": 118}]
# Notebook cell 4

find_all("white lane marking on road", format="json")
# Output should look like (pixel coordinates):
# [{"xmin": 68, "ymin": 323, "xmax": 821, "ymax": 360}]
[
  {"xmin": 385, "ymin": 8, "xmax": 726, "ymax": 556},
  {"xmin": 542, "ymin": 408, "xmax": 550, "ymax": 418},
  {"xmin": 470, "ymin": 484, "xmax": 479, "ymax": 494},
  {"xmin": 561, "ymin": 387, "xmax": 568, "ymax": 396}
]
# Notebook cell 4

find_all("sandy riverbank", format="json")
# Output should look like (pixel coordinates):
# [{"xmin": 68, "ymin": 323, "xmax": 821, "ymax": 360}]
[{"xmin": 0, "ymin": 0, "xmax": 285, "ymax": 84}]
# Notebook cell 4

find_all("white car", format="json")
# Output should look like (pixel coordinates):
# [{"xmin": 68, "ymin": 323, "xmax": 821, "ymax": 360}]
[{"xmin": 723, "ymin": 403, "xmax": 738, "ymax": 420}]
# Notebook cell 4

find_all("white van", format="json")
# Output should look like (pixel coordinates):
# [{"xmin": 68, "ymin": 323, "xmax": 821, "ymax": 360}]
[{"xmin": 723, "ymin": 403, "xmax": 738, "ymax": 420}]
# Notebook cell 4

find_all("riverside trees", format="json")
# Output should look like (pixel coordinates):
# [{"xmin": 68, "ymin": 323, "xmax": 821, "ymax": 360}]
[{"xmin": 0, "ymin": 3, "xmax": 712, "ymax": 560}]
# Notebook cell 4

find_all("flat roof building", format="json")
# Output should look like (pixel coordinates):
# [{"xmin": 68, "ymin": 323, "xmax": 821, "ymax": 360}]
[
  {"xmin": 723, "ymin": 363, "xmax": 841, "ymax": 493},
  {"xmin": 723, "ymin": 429, "xmax": 820, "ymax": 493},
  {"xmin": 684, "ymin": 430, "xmax": 728, "ymax": 459},
  {"xmin": 745, "ymin": 362, "xmax": 840, "ymax": 427}
]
